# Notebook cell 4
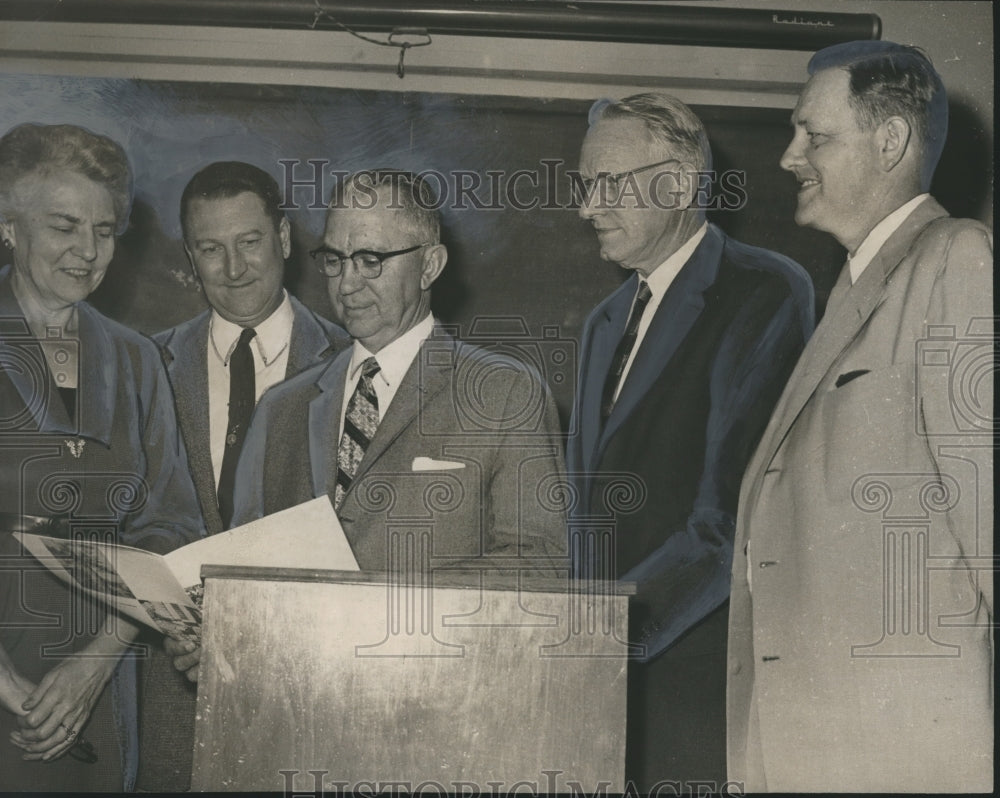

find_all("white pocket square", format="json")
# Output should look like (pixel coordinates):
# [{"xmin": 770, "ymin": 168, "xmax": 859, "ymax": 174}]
[{"xmin": 411, "ymin": 457, "xmax": 466, "ymax": 472}]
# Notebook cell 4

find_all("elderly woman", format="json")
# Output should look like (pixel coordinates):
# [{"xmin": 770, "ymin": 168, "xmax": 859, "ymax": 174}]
[{"xmin": 0, "ymin": 123, "xmax": 203, "ymax": 791}]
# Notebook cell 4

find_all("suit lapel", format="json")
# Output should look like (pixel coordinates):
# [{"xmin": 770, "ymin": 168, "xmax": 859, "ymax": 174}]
[
  {"xmin": 579, "ymin": 282, "xmax": 634, "ymax": 473},
  {"xmin": 347, "ymin": 331, "xmax": 454, "ymax": 490},
  {"xmin": 286, "ymin": 296, "xmax": 340, "ymax": 376},
  {"xmin": 750, "ymin": 198, "xmax": 949, "ymax": 477},
  {"xmin": 74, "ymin": 303, "xmax": 115, "ymax": 445},
  {"xmin": 327, "ymin": 328, "xmax": 456, "ymax": 510},
  {"xmin": 164, "ymin": 312, "xmax": 219, "ymax": 530},
  {"xmin": 598, "ymin": 225, "xmax": 722, "ymax": 455},
  {"xmin": 310, "ymin": 349, "xmax": 351, "ymax": 498}
]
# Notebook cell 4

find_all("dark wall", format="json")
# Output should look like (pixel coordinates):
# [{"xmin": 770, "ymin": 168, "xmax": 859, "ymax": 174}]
[{"xmin": 1, "ymin": 74, "xmax": 988, "ymax": 421}]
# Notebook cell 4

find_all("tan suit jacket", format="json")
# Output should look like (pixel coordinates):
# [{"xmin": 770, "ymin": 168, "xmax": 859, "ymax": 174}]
[
  {"xmin": 727, "ymin": 198, "xmax": 993, "ymax": 792},
  {"xmin": 233, "ymin": 326, "xmax": 567, "ymax": 573}
]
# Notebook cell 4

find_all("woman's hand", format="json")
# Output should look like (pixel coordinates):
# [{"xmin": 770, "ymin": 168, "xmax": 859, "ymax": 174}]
[
  {"xmin": 9, "ymin": 614, "xmax": 139, "ymax": 761},
  {"xmin": 9, "ymin": 654, "xmax": 116, "ymax": 761},
  {"xmin": 0, "ymin": 646, "xmax": 36, "ymax": 717}
]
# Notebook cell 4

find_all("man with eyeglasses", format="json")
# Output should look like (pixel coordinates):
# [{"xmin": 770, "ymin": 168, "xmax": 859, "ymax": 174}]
[
  {"xmin": 566, "ymin": 92, "xmax": 814, "ymax": 791},
  {"xmin": 140, "ymin": 161, "xmax": 347, "ymax": 791},
  {"xmin": 230, "ymin": 168, "xmax": 567, "ymax": 576}
]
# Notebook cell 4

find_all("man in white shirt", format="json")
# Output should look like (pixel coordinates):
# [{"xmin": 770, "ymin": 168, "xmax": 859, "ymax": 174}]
[
  {"xmin": 141, "ymin": 161, "xmax": 346, "ymax": 791},
  {"xmin": 566, "ymin": 92, "xmax": 814, "ymax": 791},
  {"xmin": 727, "ymin": 41, "xmax": 993, "ymax": 792},
  {"xmin": 232, "ymin": 169, "xmax": 567, "ymax": 574},
  {"xmin": 155, "ymin": 161, "xmax": 347, "ymax": 534}
]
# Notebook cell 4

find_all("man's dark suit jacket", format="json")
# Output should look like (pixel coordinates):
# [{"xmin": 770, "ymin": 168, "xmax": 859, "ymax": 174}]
[
  {"xmin": 137, "ymin": 295, "xmax": 346, "ymax": 792},
  {"xmin": 566, "ymin": 222, "xmax": 814, "ymax": 789}
]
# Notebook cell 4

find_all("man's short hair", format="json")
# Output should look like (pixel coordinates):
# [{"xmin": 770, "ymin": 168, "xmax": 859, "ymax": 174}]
[
  {"xmin": 589, "ymin": 92, "xmax": 713, "ymax": 173},
  {"xmin": 334, "ymin": 169, "xmax": 442, "ymax": 245},
  {"xmin": 808, "ymin": 41, "xmax": 948, "ymax": 179},
  {"xmin": 180, "ymin": 161, "xmax": 285, "ymax": 239}
]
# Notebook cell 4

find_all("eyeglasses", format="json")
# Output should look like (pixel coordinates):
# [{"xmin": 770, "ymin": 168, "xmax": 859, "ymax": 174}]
[
  {"xmin": 309, "ymin": 243, "xmax": 429, "ymax": 278},
  {"xmin": 573, "ymin": 158, "xmax": 681, "ymax": 205}
]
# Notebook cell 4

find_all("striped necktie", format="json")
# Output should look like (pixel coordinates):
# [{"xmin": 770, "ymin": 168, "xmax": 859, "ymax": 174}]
[
  {"xmin": 601, "ymin": 280, "xmax": 652, "ymax": 419},
  {"xmin": 334, "ymin": 356, "xmax": 381, "ymax": 510}
]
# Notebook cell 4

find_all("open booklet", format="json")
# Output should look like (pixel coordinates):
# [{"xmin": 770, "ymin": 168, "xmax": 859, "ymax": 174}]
[{"xmin": 13, "ymin": 496, "xmax": 359, "ymax": 643}]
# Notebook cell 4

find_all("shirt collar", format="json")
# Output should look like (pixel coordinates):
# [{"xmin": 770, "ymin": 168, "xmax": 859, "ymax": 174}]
[
  {"xmin": 643, "ymin": 221, "xmax": 708, "ymax": 302},
  {"xmin": 348, "ymin": 313, "xmax": 435, "ymax": 388},
  {"xmin": 849, "ymin": 194, "xmax": 930, "ymax": 283},
  {"xmin": 209, "ymin": 290, "xmax": 293, "ymax": 366}
]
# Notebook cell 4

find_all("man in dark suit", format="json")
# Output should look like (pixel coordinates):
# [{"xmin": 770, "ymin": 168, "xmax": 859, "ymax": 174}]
[
  {"xmin": 139, "ymin": 161, "xmax": 347, "ymax": 790},
  {"xmin": 232, "ymin": 169, "xmax": 566, "ymax": 574},
  {"xmin": 566, "ymin": 92, "xmax": 814, "ymax": 791},
  {"xmin": 727, "ymin": 42, "xmax": 992, "ymax": 792}
]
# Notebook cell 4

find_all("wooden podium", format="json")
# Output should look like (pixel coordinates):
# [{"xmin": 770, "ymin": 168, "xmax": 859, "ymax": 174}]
[{"xmin": 191, "ymin": 566, "xmax": 633, "ymax": 793}]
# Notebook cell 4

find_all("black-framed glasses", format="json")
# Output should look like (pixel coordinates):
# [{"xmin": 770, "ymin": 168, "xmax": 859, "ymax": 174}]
[
  {"xmin": 309, "ymin": 243, "xmax": 429, "ymax": 278},
  {"xmin": 573, "ymin": 158, "xmax": 681, "ymax": 205}
]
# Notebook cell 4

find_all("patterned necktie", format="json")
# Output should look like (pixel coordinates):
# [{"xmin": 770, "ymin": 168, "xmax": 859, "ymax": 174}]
[
  {"xmin": 217, "ymin": 327, "xmax": 256, "ymax": 528},
  {"xmin": 334, "ymin": 357, "xmax": 381, "ymax": 510},
  {"xmin": 601, "ymin": 281, "xmax": 652, "ymax": 419}
]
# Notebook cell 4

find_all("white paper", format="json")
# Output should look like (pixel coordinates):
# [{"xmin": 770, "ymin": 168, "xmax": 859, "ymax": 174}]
[
  {"xmin": 14, "ymin": 495, "xmax": 358, "ymax": 641},
  {"xmin": 14, "ymin": 530, "xmax": 192, "ymax": 634},
  {"xmin": 164, "ymin": 495, "xmax": 360, "ymax": 588}
]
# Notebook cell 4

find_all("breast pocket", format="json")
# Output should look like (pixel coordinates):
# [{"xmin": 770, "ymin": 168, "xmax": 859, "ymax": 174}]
[
  {"xmin": 823, "ymin": 362, "xmax": 913, "ymax": 404},
  {"xmin": 815, "ymin": 363, "xmax": 918, "ymax": 492}
]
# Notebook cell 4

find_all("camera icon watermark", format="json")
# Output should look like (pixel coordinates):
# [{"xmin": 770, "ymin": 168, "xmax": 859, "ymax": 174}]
[
  {"xmin": 0, "ymin": 316, "xmax": 80, "ymax": 434},
  {"xmin": 915, "ymin": 318, "xmax": 996, "ymax": 436},
  {"xmin": 419, "ymin": 316, "xmax": 576, "ymax": 436}
]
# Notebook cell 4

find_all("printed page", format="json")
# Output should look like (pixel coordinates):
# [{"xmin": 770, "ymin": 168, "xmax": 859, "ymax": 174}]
[
  {"xmin": 14, "ymin": 531, "xmax": 194, "ymax": 634},
  {"xmin": 14, "ymin": 496, "xmax": 357, "ymax": 642}
]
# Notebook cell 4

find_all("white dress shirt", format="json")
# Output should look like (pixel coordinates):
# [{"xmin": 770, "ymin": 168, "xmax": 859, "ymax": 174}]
[
  {"xmin": 848, "ymin": 194, "xmax": 930, "ymax": 283},
  {"xmin": 207, "ymin": 291, "xmax": 294, "ymax": 485},
  {"xmin": 614, "ymin": 221, "xmax": 708, "ymax": 401},
  {"xmin": 339, "ymin": 313, "xmax": 435, "ymax": 440}
]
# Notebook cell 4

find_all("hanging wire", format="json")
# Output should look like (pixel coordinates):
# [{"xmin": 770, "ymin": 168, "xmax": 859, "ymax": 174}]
[{"xmin": 310, "ymin": 0, "xmax": 432, "ymax": 78}]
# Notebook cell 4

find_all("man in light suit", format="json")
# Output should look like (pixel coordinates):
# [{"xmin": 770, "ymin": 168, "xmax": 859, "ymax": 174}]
[
  {"xmin": 727, "ymin": 41, "xmax": 993, "ymax": 792},
  {"xmin": 139, "ymin": 161, "xmax": 346, "ymax": 791},
  {"xmin": 567, "ymin": 93, "xmax": 814, "ymax": 791},
  {"xmin": 232, "ymin": 169, "xmax": 566, "ymax": 575}
]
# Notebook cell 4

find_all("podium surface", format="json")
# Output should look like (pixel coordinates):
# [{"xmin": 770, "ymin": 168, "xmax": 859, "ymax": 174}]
[{"xmin": 192, "ymin": 566, "xmax": 631, "ymax": 793}]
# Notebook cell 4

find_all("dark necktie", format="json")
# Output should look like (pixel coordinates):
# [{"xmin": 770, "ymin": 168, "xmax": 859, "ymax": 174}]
[
  {"xmin": 601, "ymin": 281, "xmax": 652, "ymax": 419},
  {"xmin": 217, "ymin": 327, "xmax": 256, "ymax": 528},
  {"xmin": 334, "ymin": 357, "xmax": 381, "ymax": 510}
]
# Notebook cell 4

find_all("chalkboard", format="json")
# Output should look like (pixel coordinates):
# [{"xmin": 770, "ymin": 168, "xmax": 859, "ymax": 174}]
[{"xmin": 0, "ymin": 72, "xmax": 984, "ymax": 420}]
